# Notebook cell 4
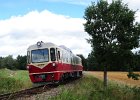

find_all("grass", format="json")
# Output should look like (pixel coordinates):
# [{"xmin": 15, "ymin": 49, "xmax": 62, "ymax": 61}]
[
  {"xmin": 49, "ymin": 75, "xmax": 140, "ymax": 100},
  {"xmin": 0, "ymin": 68, "xmax": 32, "ymax": 94}
]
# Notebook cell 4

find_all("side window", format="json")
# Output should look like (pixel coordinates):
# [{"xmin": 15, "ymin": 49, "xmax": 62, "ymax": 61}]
[{"xmin": 50, "ymin": 48, "xmax": 56, "ymax": 61}]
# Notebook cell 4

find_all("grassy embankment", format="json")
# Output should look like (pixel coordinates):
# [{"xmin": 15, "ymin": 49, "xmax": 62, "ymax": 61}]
[
  {"xmin": 49, "ymin": 74, "xmax": 140, "ymax": 100},
  {"xmin": 0, "ymin": 68, "xmax": 32, "ymax": 94}
]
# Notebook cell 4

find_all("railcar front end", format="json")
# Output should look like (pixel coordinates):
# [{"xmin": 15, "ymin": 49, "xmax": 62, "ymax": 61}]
[{"xmin": 27, "ymin": 42, "xmax": 61, "ymax": 83}]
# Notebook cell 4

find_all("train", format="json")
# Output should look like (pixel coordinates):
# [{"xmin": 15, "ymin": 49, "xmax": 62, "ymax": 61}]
[{"xmin": 26, "ymin": 41, "xmax": 83, "ymax": 84}]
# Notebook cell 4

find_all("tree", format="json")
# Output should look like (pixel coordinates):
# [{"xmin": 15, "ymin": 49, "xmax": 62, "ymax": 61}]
[
  {"xmin": 133, "ymin": 51, "xmax": 140, "ymax": 71},
  {"xmin": 0, "ymin": 57, "xmax": 3, "ymax": 69},
  {"xmin": 77, "ymin": 54, "xmax": 87, "ymax": 70},
  {"xmin": 84, "ymin": 0, "xmax": 140, "ymax": 87},
  {"xmin": 87, "ymin": 51, "xmax": 103, "ymax": 71},
  {"xmin": 16, "ymin": 55, "xmax": 27, "ymax": 70},
  {"xmin": 1, "ymin": 55, "xmax": 16, "ymax": 69}
]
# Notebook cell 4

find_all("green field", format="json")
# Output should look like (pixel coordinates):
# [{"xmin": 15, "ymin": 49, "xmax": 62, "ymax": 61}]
[{"xmin": 0, "ymin": 68, "xmax": 32, "ymax": 94}]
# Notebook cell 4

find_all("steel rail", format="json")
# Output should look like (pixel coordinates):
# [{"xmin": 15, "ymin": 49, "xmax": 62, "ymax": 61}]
[{"xmin": 0, "ymin": 85, "xmax": 53, "ymax": 100}]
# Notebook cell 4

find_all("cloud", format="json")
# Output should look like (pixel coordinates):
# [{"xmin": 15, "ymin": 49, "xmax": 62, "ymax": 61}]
[
  {"xmin": 122, "ymin": 0, "xmax": 140, "ymax": 10},
  {"xmin": 0, "ymin": 10, "xmax": 91, "ymax": 58}
]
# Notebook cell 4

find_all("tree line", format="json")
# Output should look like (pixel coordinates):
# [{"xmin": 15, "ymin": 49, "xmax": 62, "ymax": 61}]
[
  {"xmin": 84, "ymin": 51, "xmax": 140, "ymax": 71},
  {"xmin": 1, "ymin": 53, "xmax": 140, "ymax": 71},
  {"xmin": 0, "ymin": 55, "xmax": 27, "ymax": 70}
]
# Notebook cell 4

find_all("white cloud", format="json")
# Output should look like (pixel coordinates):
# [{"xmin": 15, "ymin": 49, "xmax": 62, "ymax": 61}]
[
  {"xmin": 0, "ymin": 10, "xmax": 91, "ymax": 58},
  {"xmin": 122, "ymin": 0, "xmax": 140, "ymax": 10}
]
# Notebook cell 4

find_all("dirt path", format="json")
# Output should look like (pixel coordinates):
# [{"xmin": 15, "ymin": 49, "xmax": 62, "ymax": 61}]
[{"xmin": 85, "ymin": 71, "xmax": 140, "ymax": 87}]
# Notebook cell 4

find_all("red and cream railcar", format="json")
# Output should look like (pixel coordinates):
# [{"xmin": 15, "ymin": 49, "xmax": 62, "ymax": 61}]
[{"xmin": 27, "ymin": 41, "xmax": 83, "ymax": 83}]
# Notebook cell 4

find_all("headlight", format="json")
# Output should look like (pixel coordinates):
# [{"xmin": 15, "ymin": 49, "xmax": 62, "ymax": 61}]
[
  {"xmin": 52, "ymin": 63, "xmax": 56, "ymax": 67},
  {"xmin": 26, "ymin": 66, "xmax": 30, "ymax": 70},
  {"xmin": 37, "ymin": 41, "xmax": 42, "ymax": 47}
]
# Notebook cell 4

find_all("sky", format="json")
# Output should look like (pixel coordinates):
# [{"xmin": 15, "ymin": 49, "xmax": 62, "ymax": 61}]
[{"xmin": 0, "ymin": 0, "xmax": 140, "ymax": 58}]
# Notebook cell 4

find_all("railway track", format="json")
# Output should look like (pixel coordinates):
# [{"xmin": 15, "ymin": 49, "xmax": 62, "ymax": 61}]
[{"xmin": 0, "ymin": 84, "xmax": 55, "ymax": 100}]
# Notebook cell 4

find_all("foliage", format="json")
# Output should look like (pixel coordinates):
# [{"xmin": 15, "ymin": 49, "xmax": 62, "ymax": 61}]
[
  {"xmin": 84, "ymin": 0, "xmax": 140, "ymax": 80},
  {"xmin": 16, "ymin": 55, "xmax": 27, "ymax": 70},
  {"xmin": 86, "ymin": 51, "xmax": 103, "ymax": 71},
  {"xmin": 48, "ymin": 75, "xmax": 140, "ymax": 100},
  {"xmin": 0, "ymin": 55, "xmax": 27, "ymax": 70},
  {"xmin": 86, "ymin": 51, "xmax": 140, "ymax": 71},
  {"xmin": 132, "ymin": 51, "xmax": 140, "ymax": 71},
  {"xmin": 0, "ymin": 68, "xmax": 32, "ymax": 94},
  {"xmin": 77, "ymin": 54, "xmax": 87, "ymax": 70},
  {"xmin": 127, "ymin": 71, "xmax": 140, "ymax": 80},
  {"xmin": 0, "ymin": 55, "xmax": 16, "ymax": 69}
]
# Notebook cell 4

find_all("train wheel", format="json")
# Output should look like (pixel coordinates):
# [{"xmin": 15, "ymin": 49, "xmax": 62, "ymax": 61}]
[
  {"xmin": 53, "ymin": 81, "xmax": 59, "ymax": 86},
  {"xmin": 60, "ymin": 74, "xmax": 65, "ymax": 84},
  {"xmin": 53, "ymin": 74, "xmax": 64, "ymax": 86},
  {"xmin": 79, "ymin": 71, "xmax": 83, "ymax": 77}
]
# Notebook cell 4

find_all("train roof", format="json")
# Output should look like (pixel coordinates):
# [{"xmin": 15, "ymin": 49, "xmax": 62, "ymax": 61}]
[
  {"xmin": 27, "ymin": 42, "xmax": 57, "ymax": 50},
  {"xmin": 59, "ymin": 45, "xmax": 72, "ymax": 53},
  {"xmin": 27, "ymin": 41, "xmax": 72, "ymax": 53}
]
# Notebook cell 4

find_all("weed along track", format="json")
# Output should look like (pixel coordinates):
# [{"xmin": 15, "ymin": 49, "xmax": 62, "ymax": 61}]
[{"xmin": 0, "ymin": 85, "xmax": 54, "ymax": 100}]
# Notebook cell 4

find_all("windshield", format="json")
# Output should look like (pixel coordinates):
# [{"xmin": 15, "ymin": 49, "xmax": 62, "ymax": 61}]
[{"xmin": 31, "ymin": 49, "xmax": 49, "ymax": 63}]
